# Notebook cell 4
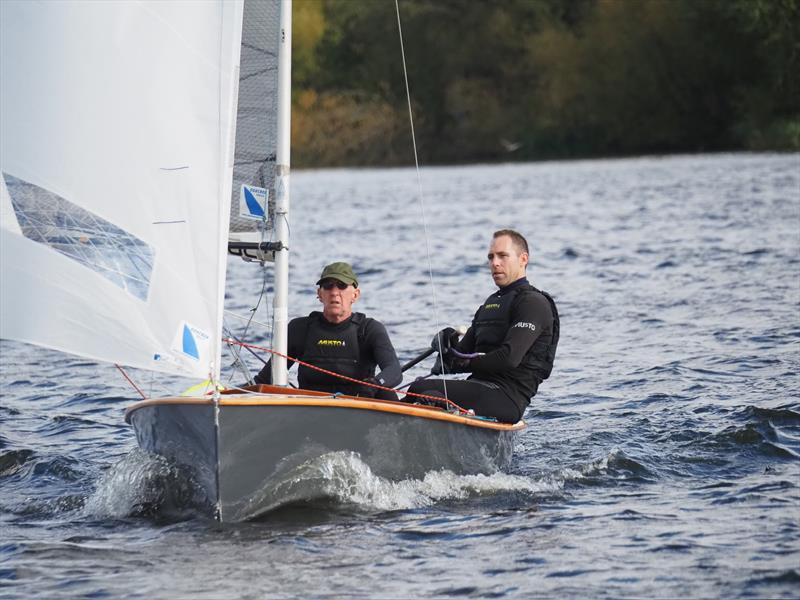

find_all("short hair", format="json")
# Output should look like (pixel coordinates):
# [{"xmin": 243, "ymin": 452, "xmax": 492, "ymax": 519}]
[{"xmin": 493, "ymin": 229, "xmax": 529, "ymax": 255}]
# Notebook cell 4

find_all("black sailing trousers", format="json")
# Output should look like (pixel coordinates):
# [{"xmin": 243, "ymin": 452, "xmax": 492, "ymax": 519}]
[{"xmin": 405, "ymin": 378, "xmax": 523, "ymax": 424}]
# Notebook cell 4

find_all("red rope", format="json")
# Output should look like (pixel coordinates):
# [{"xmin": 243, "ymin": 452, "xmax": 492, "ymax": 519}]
[
  {"xmin": 224, "ymin": 338, "xmax": 470, "ymax": 415},
  {"xmin": 115, "ymin": 363, "xmax": 146, "ymax": 399}
]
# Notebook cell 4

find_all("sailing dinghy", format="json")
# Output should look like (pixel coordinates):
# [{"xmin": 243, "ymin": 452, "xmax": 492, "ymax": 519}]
[{"xmin": 0, "ymin": 0, "xmax": 525, "ymax": 521}]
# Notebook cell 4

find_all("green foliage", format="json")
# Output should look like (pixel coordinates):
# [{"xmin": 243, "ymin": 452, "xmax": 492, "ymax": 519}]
[
  {"xmin": 291, "ymin": 0, "xmax": 799, "ymax": 167},
  {"xmin": 532, "ymin": 0, "xmax": 768, "ymax": 154},
  {"xmin": 293, "ymin": 0, "xmax": 326, "ymax": 88},
  {"xmin": 723, "ymin": 0, "xmax": 800, "ymax": 141}
]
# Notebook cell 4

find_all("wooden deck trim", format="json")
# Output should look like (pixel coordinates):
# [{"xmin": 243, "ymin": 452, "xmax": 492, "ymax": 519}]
[{"xmin": 125, "ymin": 389, "xmax": 526, "ymax": 431}]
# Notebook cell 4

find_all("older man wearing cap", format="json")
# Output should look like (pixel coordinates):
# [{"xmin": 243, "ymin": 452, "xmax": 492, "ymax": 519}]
[{"xmin": 254, "ymin": 262, "xmax": 402, "ymax": 400}]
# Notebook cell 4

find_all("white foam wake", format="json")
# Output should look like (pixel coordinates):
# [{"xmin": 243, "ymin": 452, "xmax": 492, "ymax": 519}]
[
  {"xmin": 83, "ymin": 449, "xmax": 206, "ymax": 519},
  {"xmin": 84, "ymin": 450, "xmax": 565, "ymax": 519},
  {"xmin": 309, "ymin": 451, "xmax": 563, "ymax": 511}
]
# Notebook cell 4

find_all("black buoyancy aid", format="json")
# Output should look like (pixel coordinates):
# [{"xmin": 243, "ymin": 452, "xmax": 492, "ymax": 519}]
[
  {"xmin": 472, "ymin": 284, "xmax": 560, "ymax": 380},
  {"xmin": 535, "ymin": 289, "xmax": 560, "ymax": 378},
  {"xmin": 297, "ymin": 312, "xmax": 374, "ymax": 395}
]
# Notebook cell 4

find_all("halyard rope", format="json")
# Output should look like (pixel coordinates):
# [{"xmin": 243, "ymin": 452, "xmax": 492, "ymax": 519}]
[{"xmin": 394, "ymin": 0, "xmax": 451, "ymax": 398}]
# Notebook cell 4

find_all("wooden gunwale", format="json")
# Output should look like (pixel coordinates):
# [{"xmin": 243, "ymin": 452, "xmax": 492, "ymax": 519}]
[{"xmin": 124, "ymin": 384, "xmax": 525, "ymax": 432}]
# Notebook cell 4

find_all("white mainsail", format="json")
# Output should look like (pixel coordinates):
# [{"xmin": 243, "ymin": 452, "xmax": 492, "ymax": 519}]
[{"xmin": 0, "ymin": 0, "xmax": 245, "ymax": 380}]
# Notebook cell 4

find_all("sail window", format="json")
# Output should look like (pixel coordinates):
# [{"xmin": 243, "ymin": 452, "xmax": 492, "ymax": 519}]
[{"xmin": 3, "ymin": 173, "xmax": 154, "ymax": 301}]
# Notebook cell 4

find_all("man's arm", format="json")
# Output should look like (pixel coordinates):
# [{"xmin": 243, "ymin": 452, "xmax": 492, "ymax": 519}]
[
  {"xmin": 253, "ymin": 359, "xmax": 277, "ymax": 384},
  {"xmin": 469, "ymin": 293, "xmax": 551, "ymax": 373},
  {"xmin": 455, "ymin": 324, "xmax": 476, "ymax": 354},
  {"xmin": 364, "ymin": 320, "xmax": 402, "ymax": 388},
  {"xmin": 253, "ymin": 318, "xmax": 305, "ymax": 384}
]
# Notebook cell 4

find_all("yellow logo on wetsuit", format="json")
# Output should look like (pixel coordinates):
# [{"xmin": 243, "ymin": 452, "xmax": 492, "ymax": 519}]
[
  {"xmin": 317, "ymin": 339, "xmax": 346, "ymax": 347},
  {"xmin": 484, "ymin": 303, "xmax": 501, "ymax": 309}
]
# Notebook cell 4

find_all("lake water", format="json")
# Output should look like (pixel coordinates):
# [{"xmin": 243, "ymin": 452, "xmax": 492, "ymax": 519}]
[{"xmin": 2, "ymin": 153, "xmax": 799, "ymax": 598}]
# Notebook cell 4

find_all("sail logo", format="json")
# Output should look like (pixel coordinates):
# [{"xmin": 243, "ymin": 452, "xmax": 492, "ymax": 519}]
[
  {"xmin": 182, "ymin": 325, "xmax": 200, "ymax": 358},
  {"xmin": 171, "ymin": 321, "xmax": 210, "ymax": 362},
  {"xmin": 240, "ymin": 184, "xmax": 267, "ymax": 220},
  {"xmin": 513, "ymin": 321, "xmax": 536, "ymax": 332},
  {"xmin": 318, "ymin": 340, "xmax": 345, "ymax": 347}
]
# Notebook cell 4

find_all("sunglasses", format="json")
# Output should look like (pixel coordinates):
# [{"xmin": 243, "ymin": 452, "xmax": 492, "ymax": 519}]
[{"xmin": 319, "ymin": 280, "xmax": 350, "ymax": 290}]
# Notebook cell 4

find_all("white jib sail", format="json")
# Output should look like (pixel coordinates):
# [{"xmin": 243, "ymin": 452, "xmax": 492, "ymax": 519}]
[{"xmin": 0, "ymin": 0, "xmax": 244, "ymax": 381}]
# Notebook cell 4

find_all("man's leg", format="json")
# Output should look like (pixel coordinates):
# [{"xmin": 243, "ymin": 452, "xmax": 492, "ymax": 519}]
[
  {"xmin": 373, "ymin": 388, "xmax": 399, "ymax": 401},
  {"xmin": 406, "ymin": 378, "xmax": 521, "ymax": 423}
]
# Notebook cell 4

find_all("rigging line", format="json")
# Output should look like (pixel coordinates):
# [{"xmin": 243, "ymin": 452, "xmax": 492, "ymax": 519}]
[
  {"xmin": 224, "ymin": 309, "xmax": 272, "ymax": 331},
  {"xmin": 394, "ymin": 0, "xmax": 451, "ymax": 393},
  {"xmin": 240, "ymin": 265, "xmax": 270, "ymax": 342},
  {"xmin": 225, "ymin": 339, "xmax": 471, "ymax": 414},
  {"xmin": 115, "ymin": 364, "xmax": 146, "ymax": 400},
  {"xmin": 395, "ymin": 373, "xmax": 434, "ymax": 391},
  {"xmin": 223, "ymin": 325, "xmax": 267, "ymax": 376},
  {"xmin": 226, "ymin": 333, "xmax": 269, "ymax": 366},
  {"xmin": 224, "ymin": 235, "xmax": 272, "ymax": 384},
  {"xmin": 224, "ymin": 332, "xmax": 255, "ymax": 384},
  {"xmin": 265, "ymin": 222, "xmax": 277, "ymax": 348}
]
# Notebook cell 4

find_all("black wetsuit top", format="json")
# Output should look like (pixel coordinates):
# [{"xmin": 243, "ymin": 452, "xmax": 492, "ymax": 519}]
[
  {"xmin": 458, "ymin": 278, "xmax": 558, "ymax": 413},
  {"xmin": 253, "ymin": 312, "xmax": 401, "ymax": 396}
]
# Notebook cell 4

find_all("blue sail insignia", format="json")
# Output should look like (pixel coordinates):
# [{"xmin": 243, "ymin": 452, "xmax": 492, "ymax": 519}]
[
  {"xmin": 182, "ymin": 325, "xmax": 199, "ymax": 359},
  {"xmin": 240, "ymin": 184, "xmax": 267, "ymax": 220},
  {"xmin": 169, "ymin": 321, "xmax": 209, "ymax": 365},
  {"xmin": 244, "ymin": 187, "xmax": 265, "ymax": 217}
]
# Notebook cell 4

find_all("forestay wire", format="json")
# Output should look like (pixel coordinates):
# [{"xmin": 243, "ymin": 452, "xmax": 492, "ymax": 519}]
[{"xmin": 394, "ymin": 0, "xmax": 451, "ymax": 393}]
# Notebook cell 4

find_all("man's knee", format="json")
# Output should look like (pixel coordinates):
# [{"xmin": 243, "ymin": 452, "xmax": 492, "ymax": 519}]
[
  {"xmin": 404, "ymin": 387, "xmax": 448, "ymax": 407},
  {"xmin": 408, "ymin": 378, "xmax": 437, "ymax": 394}
]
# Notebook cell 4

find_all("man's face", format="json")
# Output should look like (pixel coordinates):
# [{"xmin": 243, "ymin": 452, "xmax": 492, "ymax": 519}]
[
  {"xmin": 487, "ymin": 235, "xmax": 528, "ymax": 288},
  {"xmin": 317, "ymin": 279, "xmax": 360, "ymax": 323}
]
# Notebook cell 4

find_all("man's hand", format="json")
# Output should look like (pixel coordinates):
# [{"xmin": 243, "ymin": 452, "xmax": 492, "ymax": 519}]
[
  {"xmin": 430, "ymin": 327, "xmax": 460, "ymax": 353},
  {"xmin": 430, "ymin": 348, "xmax": 475, "ymax": 374}
]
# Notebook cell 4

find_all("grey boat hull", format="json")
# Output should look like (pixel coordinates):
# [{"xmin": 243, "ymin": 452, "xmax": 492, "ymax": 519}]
[{"xmin": 126, "ymin": 386, "xmax": 524, "ymax": 521}]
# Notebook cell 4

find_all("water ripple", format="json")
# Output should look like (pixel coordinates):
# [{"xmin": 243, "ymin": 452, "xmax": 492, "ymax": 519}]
[{"xmin": 2, "ymin": 154, "xmax": 799, "ymax": 597}]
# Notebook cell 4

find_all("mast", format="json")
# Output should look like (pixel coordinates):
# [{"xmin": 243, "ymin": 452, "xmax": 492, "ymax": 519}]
[{"xmin": 271, "ymin": 0, "xmax": 292, "ymax": 386}]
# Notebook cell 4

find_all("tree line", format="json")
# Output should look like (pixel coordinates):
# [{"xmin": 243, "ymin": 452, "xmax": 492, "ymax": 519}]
[{"xmin": 290, "ymin": 0, "xmax": 799, "ymax": 167}]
